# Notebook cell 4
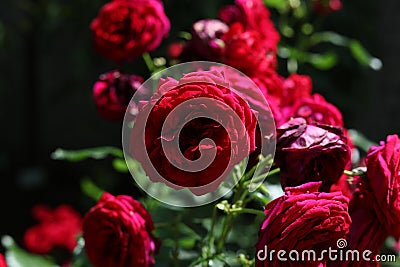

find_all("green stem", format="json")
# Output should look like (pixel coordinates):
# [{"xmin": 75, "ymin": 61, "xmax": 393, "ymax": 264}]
[
  {"xmin": 207, "ymin": 206, "xmax": 217, "ymax": 258},
  {"xmin": 142, "ymin": 53, "xmax": 155, "ymax": 73},
  {"xmin": 80, "ymin": 178, "xmax": 104, "ymax": 201},
  {"xmin": 228, "ymin": 208, "xmax": 265, "ymax": 216}
]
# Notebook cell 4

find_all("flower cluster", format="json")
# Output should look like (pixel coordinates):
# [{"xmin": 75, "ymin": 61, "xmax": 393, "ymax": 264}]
[{"xmin": 1, "ymin": 1, "xmax": 396, "ymax": 267}]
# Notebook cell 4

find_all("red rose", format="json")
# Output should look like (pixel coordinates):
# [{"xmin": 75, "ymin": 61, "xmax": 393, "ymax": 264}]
[
  {"xmin": 281, "ymin": 73, "xmax": 313, "ymax": 108},
  {"xmin": 366, "ymin": 134, "xmax": 400, "ymax": 238},
  {"xmin": 281, "ymin": 94, "xmax": 344, "ymax": 127},
  {"xmin": 219, "ymin": 0, "xmax": 280, "ymax": 52},
  {"xmin": 90, "ymin": 0, "xmax": 170, "ymax": 62},
  {"xmin": 276, "ymin": 118, "xmax": 351, "ymax": 192},
  {"xmin": 83, "ymin": 192, "xmax": 158, "ymax": 267},
  {"xmin": 222, "ymin": 23, "xmax": 271, "ymax": 74},
  {"xmin": 23, "ymin": 205, "xmax": 82, "ymax": 254},
  {"xmin": 93, "ymin": 70, "xmax": 148, "ymax": 121},
  {"xmin": 0, "ymin": 254, "xmax": 7, "ymax": 267},
  {"xmin": 255, "ymin": 182, "xmax": 351, "ymax": 267},
  {"xmin": 167, "ymin": 42, "xmax": 184, "ymax": 59},
  {"xmin": 130, "ymin": 69, "xmax": 257, "ymax": 195},
  {"xmin": 250, "ymin": 68, "xmax": 284, "ymax": 105}
]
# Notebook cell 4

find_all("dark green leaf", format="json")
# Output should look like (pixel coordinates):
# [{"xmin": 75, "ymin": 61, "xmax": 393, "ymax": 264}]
[{"xmin": 51, "ymin": 147, "xmax": 123, "ymax": 162}]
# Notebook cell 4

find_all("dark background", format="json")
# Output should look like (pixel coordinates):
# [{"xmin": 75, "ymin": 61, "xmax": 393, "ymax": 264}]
[{"xmin": 0, "ymin": 0, "xmax": 398, "ymax": 247}]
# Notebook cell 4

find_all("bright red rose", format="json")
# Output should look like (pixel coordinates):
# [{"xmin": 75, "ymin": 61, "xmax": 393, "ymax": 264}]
[
  {"xmin": 93, "ymin": 70, "xmax": 148, "ymax": 121},
  {"xmin": 83, "ymin": 192, "xmax": 158, "ymax": 267},
  {"xmin": 281, "ymin": 73, "xmax": 313, "ymax": 108},
  {"xmin": 250, "ymin": 68, "xmax": 284, "ymax": 105},
  {"xmin": 167, "ymin": 42, "xmax": 184, "ymax": 59},
  {"xmin": 23, "ymin": 205, "xmax": 82, "ymax": 254},
  {"xmin": 222, "ymin": 23, "xmax": 269, "ymax": 74},
  {"xmin": 366, "ymin": 134, "xmax": 400, "ymax": 238},
  {"xmin": 281, "ymin": 94, "xmax": 344, "ymax": 128},
  {"xmin": 275, "ymin": 118, "xmax": 351, "ymax": 192},
  {"xmin": 130, "ymin": 69, "xmax": 257, "ymax": 195},
  {"xmin": 0, "ymin": 254, "xmax": 7, "ymax": 267},
  {"xmin": 90, "ymin": 0, "xmax": 170, "ymax": 62},
  {"xmin": 255, "ymin": 182, "xmax": 351, "ymax": 267},
  {"xmin": 219, "ymin": 0, "xmax": 280, "ymax": 52}
]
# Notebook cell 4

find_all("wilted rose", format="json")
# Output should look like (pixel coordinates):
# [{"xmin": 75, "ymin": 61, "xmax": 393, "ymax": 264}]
[
  {"xmin": 90, "ymin": 0, "xmax": 170, "ymax": 62},
  {"xmin": 83, "ymin": 192, "xmax": 158, "ymax": 267},
  {"xmin": 275, "ymin": 118, "xmax": 350, "ymax": 192},
  {"xmin": 256, "ymin": 182, "xmax": 351, "ymax": 267}
]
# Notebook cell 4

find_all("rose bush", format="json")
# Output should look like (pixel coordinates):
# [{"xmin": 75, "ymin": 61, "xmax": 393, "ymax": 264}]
[
  {"xmin": 82, "ymin": 192, "xmax": 158, "ymax": 267},
  {"xmin": 90, "ymin": 0, "xmax": 170, "ymax": 62}
]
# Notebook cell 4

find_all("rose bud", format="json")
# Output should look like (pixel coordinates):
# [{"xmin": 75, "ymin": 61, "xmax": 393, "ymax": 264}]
[
  {"xmin": 130, "ymin": 69, "xmax": 257, "ymax": 195},
  {"xmin": 255, "ymin": 182, "xmax": 351, "ymax": 267},
  {"xmin": 189, "ymin": 19, "xmax": 228, "ymax": 60},
  {"xmin": 275, "ymin": 118, "xmax": 351, "ymax": 192},
  {"xmin": 83, "ymin": 193, "xmax": 158, "ymax": 267},
  {"xmin": 281, "ymin": 94, "xmax": 344, "ymax": 128},
  {"xmin": 90, "ymin": 0, "xmax": 170, "ymax": 62},
  {"xmin": 366, "ymin": 134, "xmax": 400, "ymax": 238},
  {"xmin": 93, "ymin": 70, "xmax": 148, "ymax": 121}
]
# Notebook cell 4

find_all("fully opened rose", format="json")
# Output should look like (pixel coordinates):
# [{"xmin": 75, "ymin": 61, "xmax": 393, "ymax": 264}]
[
  {"xmin": 82, "ymin": 192, "xmax": 158, "ymax": 267},
  {"xmin": 129, "ymin": 69, "xmax": 257, "ymax": 195},
  {"xmin": 90, "ymin": 0, "xmax": 170, "ymax": 62},
  {"xmin": 255, "ymin": 182, "xmax": 351, "ymax": 267}
]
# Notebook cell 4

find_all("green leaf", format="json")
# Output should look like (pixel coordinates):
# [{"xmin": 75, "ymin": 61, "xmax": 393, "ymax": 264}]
[
  {"xmin": 2, "ymin": 236, "xmax": 58, "ymax": 267},
  {"xmin": 263, "ymin": 0, "xmax": 287, "ymax": 10},
  {"xmin": 349, "ymin": 40, "xmax": 382, "ymax": 70},
  {"xmin": 51, "ymin": 147, "xmax": 123, "ymax": 162}
]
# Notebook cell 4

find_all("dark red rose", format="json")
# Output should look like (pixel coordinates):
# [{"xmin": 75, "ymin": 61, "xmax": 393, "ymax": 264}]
[
  {"xmin": 93, "ymin": 70, "xmax": 148, "ymax": 121},
  {"xmin": 366, "ymin": 134, "xmax": 400, "ymax": 238},
  {"xmin": 189, "ymin": 19, "xmax": 228, "ymax": 60},
  {"xmin": 255, "ymin": 182, "xmax": 351, "ymax": 267},
  {"xmin": 281, "ymin": 94, "xmax": 344, "ymax": 128},
  {"xmin": 276, "ymin": 118, "xmax": 351, "ymax": 192},
  {"xmin": 83, "ymin": 192, "xmax": 158, "ymax": 267},
  {"xmin": 219, "ymin": 0, "xmax": 280, "ymax": 52},
  {"xmin": 335, "ymin": 178, "xmax": 387, "ymax": 267},
  {"xmin": 0, "ymin": 254, "xmax": 7, "ymax": 267},
  {"xmin": 130, "ymin": 69, "xmax": 257, "ymax": 195},
  {"xmin": 23, "ymin": 205, "xmax": 82, "ymax": 254},
  {"xmin": 90, "ymin": 0, "xmax": 170, "ymax": 62}
]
